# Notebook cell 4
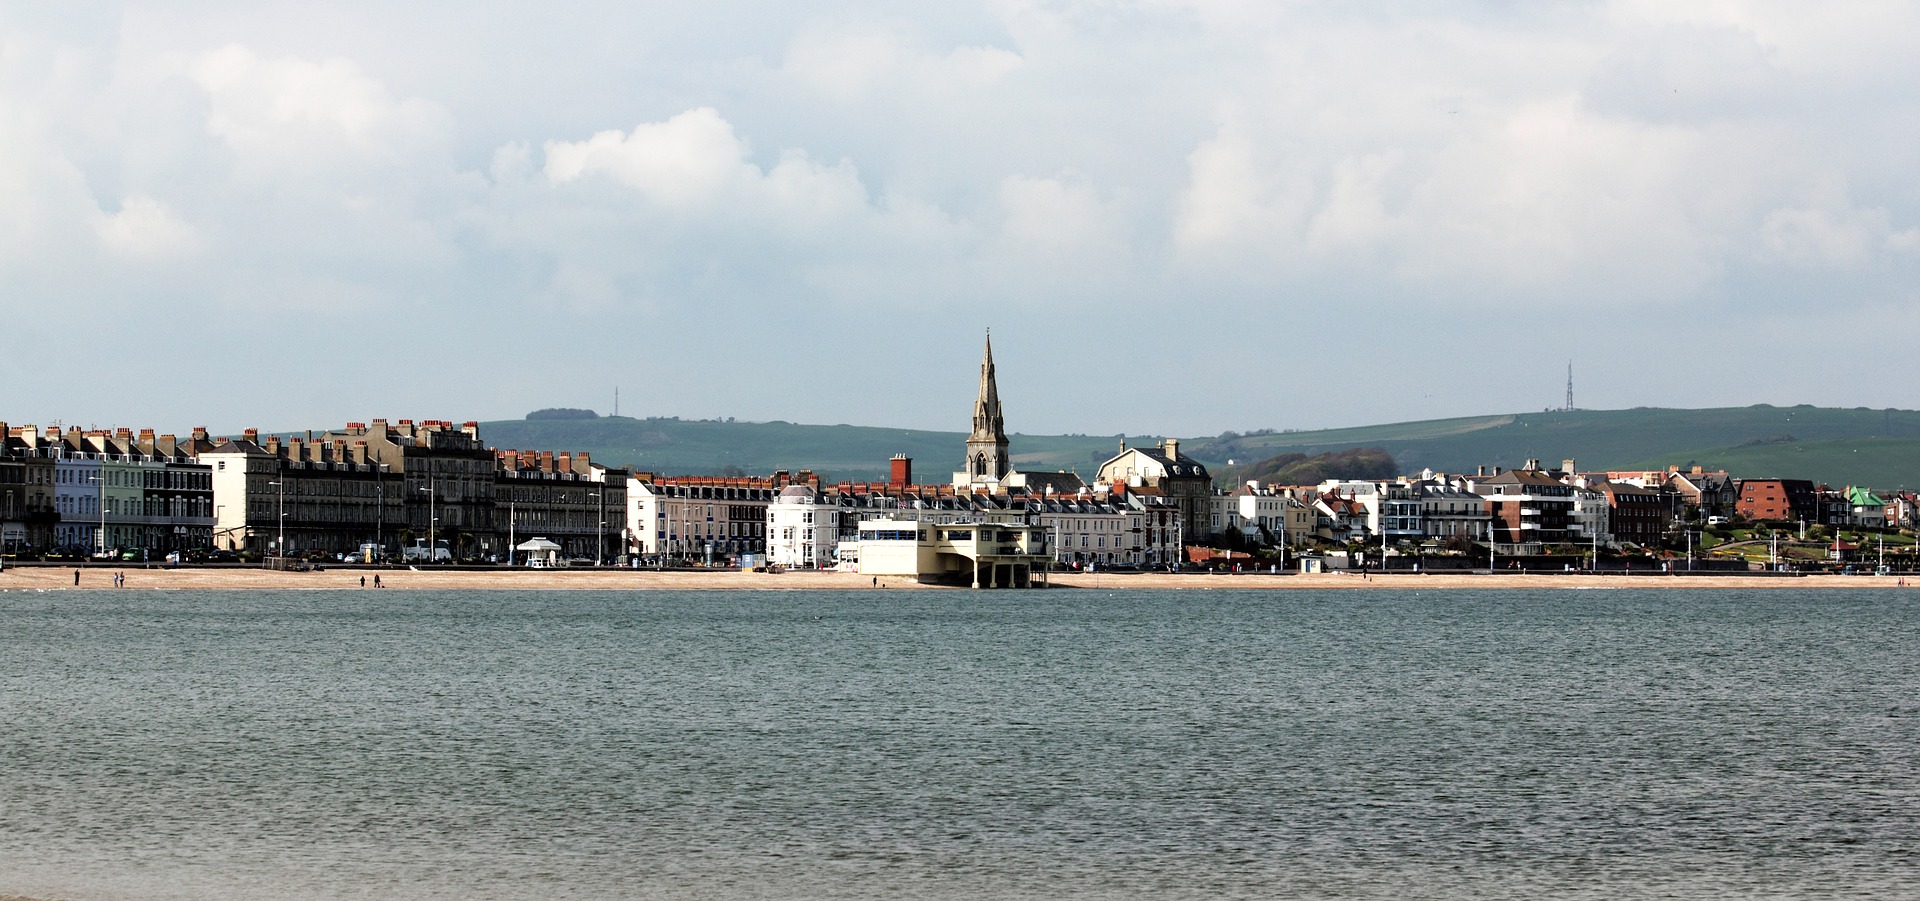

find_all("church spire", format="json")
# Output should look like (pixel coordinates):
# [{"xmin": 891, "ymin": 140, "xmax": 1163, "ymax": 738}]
[
  {"xmin": 965, "ymin": 330, "xmax": 1009, "ymax": 481},
  {"xmin": 973, "ymin": 331, "xmax": 1004, "ymax": 439}
]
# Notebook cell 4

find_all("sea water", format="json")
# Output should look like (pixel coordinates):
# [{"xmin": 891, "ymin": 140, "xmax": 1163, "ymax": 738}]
[{"xmin": 1, "ymin": 588, "xmax": 1916, "ymax": 900}]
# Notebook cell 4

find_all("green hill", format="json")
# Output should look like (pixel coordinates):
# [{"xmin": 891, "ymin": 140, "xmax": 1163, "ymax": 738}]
[
  {"xmin": 469, "ymin": 405, "xmax": 1920, "ymax": 490},
  {"xmin": 479, "ymin": 416, "xmax": 1148, "ymax": 482},
  {"xmin": 1194, "ymin": 405, "xmax": 1920, "ymax": 489},
  {"xmin": 1620, "ymin": 436, "xmax": 1920, "ymax": 490}
]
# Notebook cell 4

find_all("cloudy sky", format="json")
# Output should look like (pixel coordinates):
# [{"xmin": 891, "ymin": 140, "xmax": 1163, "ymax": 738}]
[{"xmin": 4, "ymin": 1, "xmax": 1917, "ymax": 438}]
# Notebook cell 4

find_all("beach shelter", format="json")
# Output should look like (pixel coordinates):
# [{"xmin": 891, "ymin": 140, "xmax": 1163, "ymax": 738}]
[{"xmin": 516, "ymin": 537, "xmax": 563, "ymax": 567}]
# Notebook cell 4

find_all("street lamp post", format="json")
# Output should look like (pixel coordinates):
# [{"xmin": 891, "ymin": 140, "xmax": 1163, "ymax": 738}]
[
  {"xmin": 422, "ymin": 486, "xmax": 435, "ymax": 564},
  {"xmin": 87, "ymin": 472, "xmax": 104, "ymax": 559},
  {"xmin": 1279, "ymin": 507, "xmax": 1288, "ymax": 573},
  {"xmin": 267, "ymin": 480, "xmax": 285, "ymax": 566},
  {"xmin": 1591, "ymin": 517, "xmax": 1598, "ymax": 572},
  {"xmin": 1380, "ymin": 501, "xmax": 1388, "ymax": 574},
  {"xmin": 588, "ymin": 491, "xmax": 602, "ymax": 565}
]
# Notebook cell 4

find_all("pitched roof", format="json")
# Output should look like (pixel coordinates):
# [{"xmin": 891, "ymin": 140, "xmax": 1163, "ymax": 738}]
[
  {"xmin": 1482, "ymin": 468, "xmax": 1566, "ymax": 487},
  {"xmin": 206, "ymin": 437, "xmax": 270, "ymax": 455},
  {"xmin": 1847, "ymin": 486, "xmax": 1888, "ymax": 507},
  {"xmin": 1131, "ymin": 447, "xmax": 1211, "ymax": 479}
]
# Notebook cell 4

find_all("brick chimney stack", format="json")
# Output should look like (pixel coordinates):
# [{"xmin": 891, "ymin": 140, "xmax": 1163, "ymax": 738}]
[{"xmin": 890, "ymin": 454, "xmax": 912, "ymax": 490}]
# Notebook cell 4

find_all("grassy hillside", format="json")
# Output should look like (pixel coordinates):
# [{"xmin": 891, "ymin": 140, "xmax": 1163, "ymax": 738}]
[
  {"xmin": 479, "ymin": 416, "xmax": 1147, "ymax": 482},
  {"xmin": 1195, "ymin": 405, "xmax": 1920, "ymax": 489},
  {"xmin": 469, "ymin": 405, "xmax": 1920, "ymax": 489},
  {"xmin": 1621, "ymin": 437, "xmax": 1920, "ymax": 490}
]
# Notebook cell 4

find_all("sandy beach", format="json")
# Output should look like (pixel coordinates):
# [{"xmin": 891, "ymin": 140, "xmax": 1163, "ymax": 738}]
[{"xmin": 0, "ymin": 564, "xmax": 1907, "ymax": 591}]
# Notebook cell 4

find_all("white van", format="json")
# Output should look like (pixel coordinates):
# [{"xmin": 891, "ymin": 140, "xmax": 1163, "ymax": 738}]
[{"xmin": 403, "ymin": 540, "xmax": 453, "ymax": 563}]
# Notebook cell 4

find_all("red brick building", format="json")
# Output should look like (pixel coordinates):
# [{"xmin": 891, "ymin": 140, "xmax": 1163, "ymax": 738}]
[{"xmin": 1735, "ymin": 479, "xmax": 1816, "ymax": 523}]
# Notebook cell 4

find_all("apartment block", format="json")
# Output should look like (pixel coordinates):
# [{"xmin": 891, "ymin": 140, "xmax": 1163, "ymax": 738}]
[{"xmin": 1735, "ymin": 478, "xmax": 1817, "ymax": 523}]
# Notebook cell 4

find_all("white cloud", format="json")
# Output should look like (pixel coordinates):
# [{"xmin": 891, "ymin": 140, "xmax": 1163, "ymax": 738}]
[
  {"xmin": 190, "ymin": 44, "xmax": 451, "ymax": 178},
  {"xmin": 541, "ymin": 107, "xmax": 879, "ymax": 232},
  {"xmin": 782, "ymin": 22, "xmax": 1022, "ymax": 102},
  {"xmin": 1761, "ymin": 201, "xmax": 1904, "ymax": 268},
  {"xmin": 543, "ymin": 108, "xmax": 754, "ymax": 208},
  {"xmin": 95, "ymin": 195, "xmax": 199, "ymax": 260},
  {"xmin": 1304, "ymin": 151, "xmax": 1406, "ymax": 257},
  {"xmin": 6, "ymin": 1, "xmax": 1920, "ymax": 434},
  {"xmin": 995, "ymin": 172, "xmax": 1114, "ymax": 252},
  {"xmin": 1173, "ymin": 116, "xmax": 1305, "ymax": 258},
  {"xmin": 1397, "ymin": 99, "xmax": 1717, "ymax": 299}
]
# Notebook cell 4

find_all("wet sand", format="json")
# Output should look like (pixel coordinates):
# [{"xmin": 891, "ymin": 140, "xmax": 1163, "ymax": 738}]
[{"xmin": 0, "ymin": 564, "xmax": 1906, "ymax": 591}]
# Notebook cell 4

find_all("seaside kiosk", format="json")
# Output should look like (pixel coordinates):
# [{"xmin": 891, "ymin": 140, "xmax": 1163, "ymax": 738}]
[{"xmin": 516, "ymin": 537, "xmax": 562, "ymax": 567}]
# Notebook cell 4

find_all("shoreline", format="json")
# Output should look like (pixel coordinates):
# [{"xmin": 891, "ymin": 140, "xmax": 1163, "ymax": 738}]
[{"xmin": 1, "ymin": 565, "xmax": 1910, "ymax": 591}]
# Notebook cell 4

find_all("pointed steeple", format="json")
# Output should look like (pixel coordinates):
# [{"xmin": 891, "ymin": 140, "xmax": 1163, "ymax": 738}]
[
  {"xmin": 973, "ymin": 331, "xmax": 1004, "ymax": 440},
  {"xmin": 965, "ymin": 330, "xmax": 1010, "ymax": 481}
]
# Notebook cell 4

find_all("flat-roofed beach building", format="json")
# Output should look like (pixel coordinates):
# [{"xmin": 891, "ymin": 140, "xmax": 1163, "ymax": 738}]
[{"xmin": 853, "ymin": 515, "xmax": 1049, "ymax": 588}]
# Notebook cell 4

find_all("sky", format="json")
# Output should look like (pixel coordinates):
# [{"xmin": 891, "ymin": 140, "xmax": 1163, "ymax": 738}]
[{"xmin": 4, "ymin": 1, "xmax": 1918, "ymax": 439}]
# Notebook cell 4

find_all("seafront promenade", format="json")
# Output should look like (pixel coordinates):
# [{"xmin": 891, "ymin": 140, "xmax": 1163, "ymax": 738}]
[{"xmin": 0, "ymin": 565, "xmax": 1907, "ymax": 591}]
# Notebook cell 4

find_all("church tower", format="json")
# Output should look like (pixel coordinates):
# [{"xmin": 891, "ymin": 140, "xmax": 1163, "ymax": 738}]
[{"xmin": 964, "ymin": 331, "xmax": 1010, "ymax": 482}]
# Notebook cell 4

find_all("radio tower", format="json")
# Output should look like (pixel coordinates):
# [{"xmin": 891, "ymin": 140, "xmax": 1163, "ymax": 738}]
[{"xmin": 1563, "ymin": 362, "xmax": 1574, "ymax": 412}]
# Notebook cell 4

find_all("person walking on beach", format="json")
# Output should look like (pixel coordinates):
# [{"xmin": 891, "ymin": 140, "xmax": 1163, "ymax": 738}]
[
  {"xmin": 360, "ymin": 575, "xmax": 366, "ymax": 588},
  {"xmin": 373, "ymin": 573, "xmax": 382, "ymax": 588},
  {"xmin": 73, "ymin": 569, "xmax": 80, "ymax": 586}
]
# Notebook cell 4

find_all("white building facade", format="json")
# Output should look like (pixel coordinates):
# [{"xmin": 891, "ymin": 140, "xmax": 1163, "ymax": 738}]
[{"xmin": 765, "ymin": 485, "xmax": 842, "ymax": 569}]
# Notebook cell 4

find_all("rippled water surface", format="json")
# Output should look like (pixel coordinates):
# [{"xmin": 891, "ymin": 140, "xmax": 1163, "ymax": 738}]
[{"xmin": 2, "ymin": 588, "xmax": 1918, "ymax": 900}]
